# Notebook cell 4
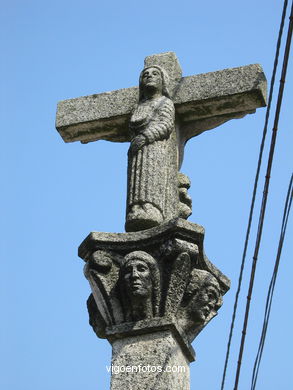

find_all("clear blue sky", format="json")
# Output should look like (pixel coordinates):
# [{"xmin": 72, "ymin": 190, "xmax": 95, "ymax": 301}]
[{"xmin": 1, "ymin": 1, "xmax": 292, "ymax": 389}]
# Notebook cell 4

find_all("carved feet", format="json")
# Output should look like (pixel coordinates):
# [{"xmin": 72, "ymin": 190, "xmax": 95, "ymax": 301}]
[
  {"xmin": 125, "ymin": 203, "xmax": 163, "ymax": 232},
  {"xmin": 125, "ymin": 173, "xmax": 193, "ymax": 232}
]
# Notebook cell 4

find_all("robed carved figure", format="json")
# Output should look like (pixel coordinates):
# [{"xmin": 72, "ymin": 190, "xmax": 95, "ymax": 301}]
[{"xmin": 126, "ymin": 65, "xmax": 179, "ymax": 232}]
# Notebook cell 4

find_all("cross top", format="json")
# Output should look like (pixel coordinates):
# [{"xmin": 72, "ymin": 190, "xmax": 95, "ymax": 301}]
[{"xmin": 56, "ymin": 52, "xmax": 266, "ymax": 232}]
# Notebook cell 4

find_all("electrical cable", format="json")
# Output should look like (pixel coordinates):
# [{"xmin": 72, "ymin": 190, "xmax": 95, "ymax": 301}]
[
  {"xmin": 233, "ymin": 2, "xmax": 293, "ymax": 388},
  {"xmin": 251, "ymin": 173, "xmax": 293, "ymax": 390},
  {"xmin": 220, "ymin": 1, "xmax": 289, "ymax": 388}
]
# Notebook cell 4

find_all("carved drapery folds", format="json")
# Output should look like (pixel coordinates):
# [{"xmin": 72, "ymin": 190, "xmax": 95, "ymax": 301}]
[
  {"xmin": 81, "ymin": 220, "xmax": 230, "ymax": 349},
  {"xmin": 125, "ymin": 65, "xmax": 192, "ymax": 232}
]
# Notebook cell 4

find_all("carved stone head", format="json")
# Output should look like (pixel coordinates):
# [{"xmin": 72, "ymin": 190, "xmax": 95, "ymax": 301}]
[
  {"xmin": 178, "ymin": 268, "xmax": 223, "ymax": 341},
  {"xmin": 139, "ymin": 65, "xmax": 171, "ymax": 100},
  {"xmin": 183, "ymin": 269, "xmax": 222, "ymax": 323},
  {"xmin": 119, "ymin": 251, "xmax": 161, "ymax": 320}
]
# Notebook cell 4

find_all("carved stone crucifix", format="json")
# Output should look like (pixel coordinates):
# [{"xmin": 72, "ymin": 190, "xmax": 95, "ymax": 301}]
[
  {"xmin": 56, "ymin": 52, "xmax": 266, "ymax": 233},
  {"xmin": 55, "ymin": 52, "xmax": 267, "ymax": 390}
]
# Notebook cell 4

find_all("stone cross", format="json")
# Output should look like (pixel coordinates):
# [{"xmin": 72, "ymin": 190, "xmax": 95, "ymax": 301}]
[
  {"xmin": 56, "ymin": 52, "xmax": 266, "ymax": 232},
  {"xmin": 56, "ymin": 52, "xmax": 266, "ymax": 148},
  {"xmin": 55, "ymin": 52, "xmax": 266, "ymax": 390}
]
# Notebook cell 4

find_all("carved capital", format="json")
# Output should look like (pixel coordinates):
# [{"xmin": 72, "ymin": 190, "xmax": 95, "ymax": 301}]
[{"xmin": 80, "ymin": 219, "xmax": 230, "ymax": 349}]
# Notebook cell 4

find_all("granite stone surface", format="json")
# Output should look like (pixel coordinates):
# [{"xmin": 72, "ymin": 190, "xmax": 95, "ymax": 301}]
[
  {"xmin": 144, "ymin": 52, "xmax": 182, "ymax": 97},
  {"xmin": 56, "ymin": 53, "xmax": 267, "ymax": 233},
  {"xmin": 125, "ymin": 65, "xmax": 178, "ymax": 231},
  {"xmin": 82, "ymin": 219, "xmax": 230, "ymax": 350},
  {"xmin": 110, "ymin": 330, "xmax": 190, "ymax": 390},
  {"xmin": 56, "ymin": 61, "xmax": 266, "ymax": 145}
]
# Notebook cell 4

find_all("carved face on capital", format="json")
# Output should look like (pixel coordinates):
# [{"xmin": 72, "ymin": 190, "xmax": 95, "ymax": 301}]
[
  {"xmin": 189, "ymin": 282, "xmax": 221, "ymax": 322},
  {"xmin": 123, "ymin": 258, "xmax": 152, "ymax": 298},
  {"xmin": 141, "ymin": 67, "xmax": 163, "ymax": 92},
  {"xmin": 119, "ymin": 251, "xmax": 161, "ymax": 319},
  {"xmin": 183, "ymin": 269, "xmax": 222, "ymax": 324}
]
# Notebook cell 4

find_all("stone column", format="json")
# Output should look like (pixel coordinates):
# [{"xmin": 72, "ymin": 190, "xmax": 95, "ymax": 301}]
[{"xmin": 110, "ymin": 330, "xmax": 190, "ymax": 390}]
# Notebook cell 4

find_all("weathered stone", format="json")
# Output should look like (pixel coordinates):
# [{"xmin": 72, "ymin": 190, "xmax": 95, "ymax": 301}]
[
  {"xmin": 178, "ymin": 173, "xmax": 192, "ymax": 219},
  {"xmin": 57, "ymin": 52, "xmax": 267, "ymax": 232},
  {"xmin": 125, "ymin": 65, "xmax": 178, "ymax": 231},
  {"xmin": 81, "ymin": 218, "xmax": 230, "ymax": 352},
  {"xmin": 84, "ymin": 249, "xmax": 124, "ymax": 330},
  {"xmin": 79, "ymin": 218, "xmax": 230, "ymax": 290},
  {"xmin": 56, "ymin": 87, "xmax": 137, "ymax": 143},
  {"xmin": 144, "ymin": 52, "xmax": 182, "ymax": 97},
  {"xmin": 110, "ymin": 330, "xmax": 190, "ymax": 390},
  {"xmin": 119, "ymin": 251, "xmax": 161, "ymax": 322},
  {"xmin": 56, "ymin": 61, "xmax": 266, "ymax": 147},
  {"xmin": 178, "ymin": 268, "xmax": 223, "ymax": 342},
  {"xmin": 178, "ymin": 172, "xmax": 191, "ymax": 188},
  {"xmin": 106, "ymin": 318, "xmax": 195, "ymax": 362},
  {"xmin": 80, "ymin": 218, "xmax": 204, "ymax": 262}
]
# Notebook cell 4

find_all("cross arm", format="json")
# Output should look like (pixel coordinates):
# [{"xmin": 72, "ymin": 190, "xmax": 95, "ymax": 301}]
[
  {"xmin": 55, "ymin": 64, "xmax": 266, "ymax": 144},
  {"xmin": 175, "ymin": 64, "xmax": 267, "ymax": 143},
  {"xmin": 56, "ymin": 86, "xmax": 139, "ymax": 144}
]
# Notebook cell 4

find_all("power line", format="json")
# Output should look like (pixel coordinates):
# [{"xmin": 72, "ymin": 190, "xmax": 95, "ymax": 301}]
[
  {"xmin": 233, "ymin": 2, "xmax": 293, "ymax": 389},
  {"xmin": 251, "ymin": 173, "xmax": 293, "ymax": 390},
  {"xmin": 220, "ymin": 1, "xmax": 289, "ymax": 388}
]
